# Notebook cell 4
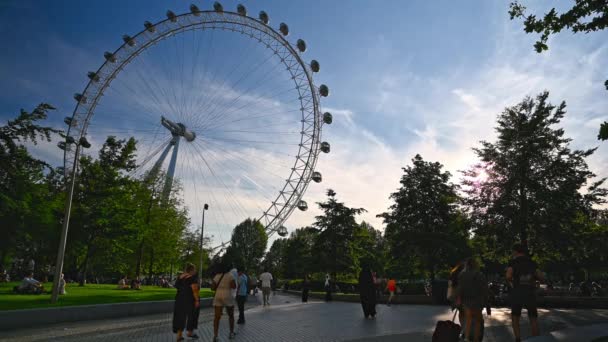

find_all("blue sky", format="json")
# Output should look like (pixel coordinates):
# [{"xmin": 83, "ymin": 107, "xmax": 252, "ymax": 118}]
[{"xmin": 1, "ymin": 1, "xmax": 607, "ymax": 244}]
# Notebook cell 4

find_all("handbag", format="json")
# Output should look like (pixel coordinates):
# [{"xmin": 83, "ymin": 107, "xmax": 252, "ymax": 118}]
[{"xmin": 211, "ymin": 273, "xmax": 226, "ymax": 292}]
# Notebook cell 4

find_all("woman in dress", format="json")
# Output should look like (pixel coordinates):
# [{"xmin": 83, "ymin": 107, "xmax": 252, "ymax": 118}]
[
  {"xmin": 172, "ymin": 263, "xmax": 200, "ymax": 341},
  {"xmin": 358, "ymin": 267, "xmax": 377, "ymax": 319},
  {"xmin": 212, "ymin": 260, "xmax": 237, "ymax": 341}
]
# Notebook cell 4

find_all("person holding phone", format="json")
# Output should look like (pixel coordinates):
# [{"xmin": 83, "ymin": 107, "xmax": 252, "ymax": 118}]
[{"xmin": 172, "ymin": 263, "xmax": 200, "ymax": 341}]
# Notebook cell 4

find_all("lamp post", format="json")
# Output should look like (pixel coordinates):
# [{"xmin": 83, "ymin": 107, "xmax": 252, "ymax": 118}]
[{"xmin": 199, "ymin": 203, "xmax": 208, "ymax": 286}]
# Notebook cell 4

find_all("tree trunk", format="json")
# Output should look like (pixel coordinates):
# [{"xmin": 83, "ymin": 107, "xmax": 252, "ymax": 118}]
[
  {"xmin": 135, "ymin": 239, "xmax": 145, "ymax": 278},
  {"xmin": 79, "ymin": 249, "xmax": 90, "ymax": 287},
  {"xmin": 148, "ymin": 248, "xmax": 154, "ymax": 281}
]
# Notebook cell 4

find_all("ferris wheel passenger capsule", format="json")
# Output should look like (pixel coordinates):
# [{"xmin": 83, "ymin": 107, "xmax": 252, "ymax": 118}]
[
  {"xmin": 277, "ymin": 226, "xmax": 288, "ymax": 237},
  {"xmin": 166, "ymin": 10, "xmax": 177, "ymax": 22},
  {"xmin": 310, "ymin": 60, "xmax": 320, "ymax": 72},
  {"xmin": 323, "ymin": 112, "xmax": 333, "ymax": 124},
  {"xmin": 312, "ymin": 172, "xmax": 322, "ymax": 183},
  {"xmin": 79, "ymin": 137, "xmax": 92, "ymax": 149},
  {"xmin": 122, "ymin": 35, "xmax": 136, "ymax": 47},
  {"xmin": 319, "ymin": 84, "xmax": 329, "ymax": 97},
  {"xmin": 259, "ymin": 11, "xmax": 269, "ymax": 24},
  {"xmin": 320, "ymin": 142, "xmax": 330, "ymax": 153},
  {"xmin": 279, "ymin": 23, "xmax": 289, "ymax": 36},
  {"xmin": 213, "ymin": 2, "xmax": 224, "ymax": 13},
  {"xmin": 297, "ymin": 200, "xmax": 308, "ymax": 211},
  {"xmin": 237, "ymin": 4, "xmax": 247, "ymax": 16},
  {"xmin": 74, "ymin": 93, "xmax": 87, "ymax": 104},
  {"xmin": 104, "ymin": 52, "xmax": 116, "ymax": 63},
  {"xmin": 144, "ymin": 21, "xmax": 156, "ymax": 33},
  {"xmin": 296, "ymin": 39, "xmax": 306, "ymax": 53},
  {"xmin": 87, "ymin": 72, "xmax": 100, "ymax": 82},
  {"xmin": 190, "ymin": 4, "xmax": 201, "ymax": 15}
]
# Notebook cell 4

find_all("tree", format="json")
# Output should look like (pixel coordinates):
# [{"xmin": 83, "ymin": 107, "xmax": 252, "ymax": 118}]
[
  {"xmin": 0, "ymin": 104, "xmax": 62, "ymax": 272},
  {"xmin": 508, "ymin": 1, "xmax": 608, "ymax": 140},
  {"xmin": 313, "ymin": 189, "xmax": 366, "ymax": 279},
  {"xmin": 379, "ymin": 154, "xmax": 470, "ymax": 280},
  {"xmin": 281, "ymin": 227, "xmax": 318, "ymax": 278},
  {"xmin": 352, "ymin": 222, "xmax": 386, "ymax": 275},
  {"xmin": 262, "ymin": 238, "xmax": 288, "ymax": 278},
  {"xmin": 463, "ymin": 92, "xmax": 606, "ymax": 262},
  {"xmin": 225, "ymin": 218, "xmax": 268, "ymax": 273}
]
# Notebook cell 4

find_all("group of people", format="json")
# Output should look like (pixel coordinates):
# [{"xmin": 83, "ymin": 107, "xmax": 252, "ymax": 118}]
[
  {"xmin": 172, "ymin": 262, "xmax": 274, "ymax": 342},
  {"xmin": 448, "ymin": 243, "xmax": 543, "ymax": 342},
  {"xmin": 117, "ymin": 276, "xmax": 142, "ymax": 290}
]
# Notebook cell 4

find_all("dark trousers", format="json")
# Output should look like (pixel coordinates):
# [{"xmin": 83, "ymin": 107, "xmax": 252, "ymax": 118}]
[
  {"xmin": 361, "ymin": 300, "xmax": 376, "ymax": 318},
  {"xmin": 302, "ymin": 289, "xmax": 309, "ymax": 302},
  {"xmin": 172, "ymin": 304, "xmax": 199, "ymax": 333},
  {"xmin": 236, "ymin": 295, "xmax": 247, "ymax": 322}
]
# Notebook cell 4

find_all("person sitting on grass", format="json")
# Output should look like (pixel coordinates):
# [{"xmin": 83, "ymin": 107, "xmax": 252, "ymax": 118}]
[
  {"xmin": 17, "ymin": 272, "xmax": 43, "ymax": 294},
  {"xmin": 131, "ymin": 277, "xmax": 142, "ymax": 290},
  {"xmin": 118, "ymin": 275, "xmax": 129, "ymax": 289}
]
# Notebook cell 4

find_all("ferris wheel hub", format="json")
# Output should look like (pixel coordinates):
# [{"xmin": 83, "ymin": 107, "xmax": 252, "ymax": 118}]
[{"xmin": 161, "ymin": 116, "xmax": 196, "ymax": 142}]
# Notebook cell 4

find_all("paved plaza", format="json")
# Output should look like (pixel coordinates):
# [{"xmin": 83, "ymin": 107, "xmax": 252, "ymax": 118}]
[{"xmin": 0, "ymin": 293, "xmax": 607, "ymax": 342}]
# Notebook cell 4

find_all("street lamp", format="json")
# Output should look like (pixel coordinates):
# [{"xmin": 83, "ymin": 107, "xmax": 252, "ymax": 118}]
[{"xmin": 199, "ymin": 203, "xmax": 209, "ymax": 287}]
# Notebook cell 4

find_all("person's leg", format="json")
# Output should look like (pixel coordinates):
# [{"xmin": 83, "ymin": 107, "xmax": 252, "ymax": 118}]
[
  {"xmin": 237, "ymin": 296, "xmax": 245, "ymax": 323},
  {"xmin": 511, "ymin": 303, "xmax": 523, "ymax": 342},
  {"xmin": 227, "ymin": 306, "xmax": 235, "ymax": 333},
  {"xmin": 464, "ymin": 307, "xmax": 473, "ymax": 341},
  {"xmin": 186, "ymin": 305, "xmax": 200, "ymax": 336},
  {"xmin": 472, "ymin": 308, "xmax": 483, "ymax": 342},
  {"xmin": 528, "ymin": 304, "xmax": 540, "ymax": 336},
  {"xmin": 213, "ymin": 306, "xmax": 222, "ymax": 338}
]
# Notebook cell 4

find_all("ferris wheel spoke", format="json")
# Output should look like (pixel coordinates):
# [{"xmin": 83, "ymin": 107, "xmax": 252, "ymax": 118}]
[
  {"xmin": 191, "ymin": 139, "xmax": 275, "ymax": 214},
  {"xmin": 199, "ymin": 101, "xmax": 302, "ymax": 132},
  {"xmin": 198, "ymin": 137, "xmax": 293, "ymax": 170},
  {"xmin": 200, "ymin": 53, "xmax": 288, "ymax": 129},
  {"xmin": 187, "ymin": 140, "xmax": 252, "ymax": 220},
  {"xmin": 189, "ymin": 33, "xmax": 260, "ymax": 128},
  {"xmin": 193, "ymin": 49, "xmax": 277, "ymax": 129},
  {"xmin": 195, "ymin": 137, "xmax": 287, "ymax": 190}
]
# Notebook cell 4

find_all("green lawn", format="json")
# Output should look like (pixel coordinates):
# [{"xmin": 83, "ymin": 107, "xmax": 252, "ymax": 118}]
[{"xmin": 0, "ymin": 282, "xmax": 213, "ymax": 311}]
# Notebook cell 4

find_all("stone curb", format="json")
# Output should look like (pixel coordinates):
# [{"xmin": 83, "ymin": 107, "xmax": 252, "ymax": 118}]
[{"xmin": 0, "ymin": 298, "xmax": 213, "ymax": 331}]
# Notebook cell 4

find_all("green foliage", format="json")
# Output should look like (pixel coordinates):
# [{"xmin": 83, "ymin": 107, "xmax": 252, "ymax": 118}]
[
  {"xmin": 599, "ymin": 121, "xmax": 608, "ymax": 141},
  {"xmin": 463, "ymin": 92, "xmax": 606, "ymax": 266},
  {"xmin": 379, "ymin": 155, "xmax": 470, "ymax": 280},
  {"xmin": 224, "ymin": 218, "xmax": 268, "ymax": 273},
  {"xmin": 313, "ymin": 189, "xmax": 366, "ymax": 278},
  {"xmin": 509, "ymin": 1, "xmax": 608, "ymax": 53}
]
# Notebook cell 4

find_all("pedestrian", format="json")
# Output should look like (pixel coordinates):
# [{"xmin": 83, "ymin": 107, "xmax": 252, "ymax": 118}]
[
  {"xmin": 457, "ymin": 258, "xmax": 489, "ymax": 342},
  {"xmin": 248, "ymin": 274, "xmax": 258, "ymax": 295},
  {"xmin": 302, "ymin": 274, "xmax": 310, "ymax": 303},
  {"xmin": 447, "ymin": 260, "xmax": 466, "ymax": 336},
  {"xmin": 58, "ymin": 273, "xmax": 67, "ymax": 295},
  {"xmin": 358, "ymin": 267, "xmax": 377, "ymax": 319},
  {"xmin": 506, "ymin": 243, "xmax": 544, "ymax": 342},
  {"xmin": 236, "ymin": 269, "xmax": 248, "ymax": 324},
  {"xmin": 212, "ymin": 260, "xmax": 237, "ymax": 341},
  {"xmin": 324, "ymin": 273, "xmax": 333, "ymax": 301},
  {"xmin": 259, "ymin": 269, "xmax": 273, "ymax": 306},
  {"xmin": 386, "ymin": 277, "xmax": 396, "ymax": 306},
  {"xmin": 172, "ymin": 263, "xmax": 200, "ymax": 341}
]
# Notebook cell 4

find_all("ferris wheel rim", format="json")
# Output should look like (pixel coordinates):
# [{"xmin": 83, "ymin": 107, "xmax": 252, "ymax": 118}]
[{"xmin": 62, "ymin": 9, "xmax": 324, "ymax": 237}]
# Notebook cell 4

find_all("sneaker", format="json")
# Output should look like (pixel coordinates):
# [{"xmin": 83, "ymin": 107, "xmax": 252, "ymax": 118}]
[
  {"xmin": 229, "ymin": 332, "xmax": 236, "ymax": 339},
  {"xmin": 187, "ymin": 334, "xmax": 199, "ymax": 340}
]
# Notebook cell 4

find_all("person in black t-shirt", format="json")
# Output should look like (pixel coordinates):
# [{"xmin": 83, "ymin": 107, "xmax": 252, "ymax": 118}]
[{"xmin": 506, "ymin": 244, "xmax": 544, "ymax": 342}]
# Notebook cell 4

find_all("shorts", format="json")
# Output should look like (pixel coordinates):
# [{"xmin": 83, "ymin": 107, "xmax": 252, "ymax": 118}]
[
  {"xmin": 213, "ymin": 294, "xmax": 235, "ymax": 307},
  {"xmin": 262, "ymin": 287, "xmax": 271, "ymax": 296},
  {"xmin": 510, "ymin": 288, "xmax": 538, "ymax": 318}
]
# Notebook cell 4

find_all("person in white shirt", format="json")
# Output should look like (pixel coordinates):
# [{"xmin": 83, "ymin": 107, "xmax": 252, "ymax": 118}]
[
  {"xmin": 212, "ymin": 262, "xmax": 237, "ymax": 341},
  {"xmin": 259, "ymin": 269, "xmax": 273, "ymax": 306}
]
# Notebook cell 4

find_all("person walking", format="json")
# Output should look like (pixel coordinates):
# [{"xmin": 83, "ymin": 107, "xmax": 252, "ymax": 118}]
[
  {"xmin": 236, "ymin": 269, "xmax": 248, "ymax": 324},
  {"xmin": 448, "ymin": 260, "xmax": 466, "ymax": 337},
  {"xmin": 358, "ymin": 267, "xmax": 377, "ymax": 319},
  {"xmin": 172, "ymin": 263, "xmax": 200, "ymax": 341},
  {"xmin": 301, "ymin": 275, "xmax": 310, "ymax": 303},
  {"xmin": 259, "ymin": 269, "xmax": 273, "ymax": 306},
  {"xmin": 212, "ymin": 261, "xmax": 237, "ymax": 341},
  {"xmin": 457, "ymin": 258, "xmax": 489, "ymax": 342},
  {"xmin": 386, "ymin": 277, "xmax": 396, "ymax": 306},
  {"xmin": 324, "ymin": 273, "xmax": 333, "ymax": 302},
  {"xmin": 506, "ymin": 243, "xmax": 544, "ymax": 342}
]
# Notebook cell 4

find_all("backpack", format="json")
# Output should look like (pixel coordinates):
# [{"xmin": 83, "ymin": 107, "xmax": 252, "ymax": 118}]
[{"xmin": 432, "ymin": 310, "xmax": 461, "ymax": 342}]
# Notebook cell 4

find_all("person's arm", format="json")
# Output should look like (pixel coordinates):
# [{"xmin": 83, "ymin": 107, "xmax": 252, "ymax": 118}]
[
  {"xmin": 191, "ymin": 281, "xmax": 200, "ymax": 308},
  {"xmin": 506, "ymin": 266, "xmax": 514, "ymax": 284}
]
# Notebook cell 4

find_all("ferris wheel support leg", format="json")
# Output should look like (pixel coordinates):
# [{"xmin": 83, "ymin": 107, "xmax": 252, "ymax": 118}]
[
  {"xmin": 162, "ymin": 136, "xmax": 180, "ymax": 201},
  {"xmin": 146, "ymin": 141, "xmax": 174, "ymax": 183}
]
